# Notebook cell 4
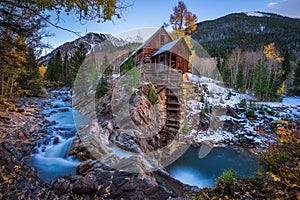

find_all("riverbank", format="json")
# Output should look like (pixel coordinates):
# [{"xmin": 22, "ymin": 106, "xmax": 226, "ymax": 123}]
[
  {"xmin": 1, "ymin": 88, "xmax": 299, "ymax": 199},
  {"xmin": 0, "ymin": 95, "xmax": 57, "ymax": 199},
  {"xmin": 0, "ymin": 90, "xmax": 192, "ymax": 199}
]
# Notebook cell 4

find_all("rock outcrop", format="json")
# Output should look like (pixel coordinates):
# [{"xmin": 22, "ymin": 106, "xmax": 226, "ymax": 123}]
[{"xmin": 50, "ymin": 158, "xmax": 191, "ymax": 199}]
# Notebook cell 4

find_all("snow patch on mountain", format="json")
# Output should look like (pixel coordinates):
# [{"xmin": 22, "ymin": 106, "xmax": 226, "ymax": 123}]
[
  {"xmin": 244, "ymin": 11, "xmax": 271, "ymax": 18},
  {"xmin": 38, "ymin": 32, "xmax": 128, "ymax": 66}
]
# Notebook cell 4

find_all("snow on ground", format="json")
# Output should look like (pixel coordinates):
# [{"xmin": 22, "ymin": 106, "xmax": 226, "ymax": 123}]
[
  {"xmin": 225, "ymin": 90, "xmax": 255, "ymax": 107},
  {"xmin": 194, "ymin": 119, "xmax": 271, "ymax": 148},
  {"xmin": 111, "ymin": 73, "xmax": 120, "ymax": 80},
  {"xmin": 186, "ymin": 99, "xmax": 202, "ymax": 115},
  {"xmin": 187, "ymin": 73, "xmax": 300, "ymax": 109},
  {"xmin": 256, "ymin": 96, "xmax": 300, "ymax": 121},
  {"xmin": 187, "ymin": 73, "xmax": 255, "ymax": 107},
  {"xmin": 218, "ymin": 115, "xmax": 245, "ymax": 123},
  {"xmin": 186, "ymin": 73, "xmax": 299, "ymax": 148},
  {"xmin": 186, "ymin": 73, "xmax": 202, "ymax": 84},
  {"xmin": 257, "ymin": 96, "xmax": 300, "ymax": 107},
  {"xmin": 195, "ymin": 130, "xmax": 235, "ymax": 144},
  {"xmin": 186, "ymin": 73, "xmax": 221, "ymax": 85},
  {"xmin": 283, "ymin": 96, "xmax": 300, "ymax": 105}
]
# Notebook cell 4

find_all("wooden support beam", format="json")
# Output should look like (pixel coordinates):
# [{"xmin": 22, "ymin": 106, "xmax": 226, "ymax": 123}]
[
  {"xmin": 169, "ymin": 52, "xmax": 171, "ymax": 69},
  {"xmin": 156, "ymin": 87, "xmax": 165, "ymax": 95}
]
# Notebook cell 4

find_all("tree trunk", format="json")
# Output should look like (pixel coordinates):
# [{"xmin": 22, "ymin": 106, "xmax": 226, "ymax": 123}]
[
  {"xmin": 9, "ymin": 75, "xmax": 14, "ymax": 99},
  {"xmin": 1, "ymin": 73, "xmax": 4, "ymax": 96}
]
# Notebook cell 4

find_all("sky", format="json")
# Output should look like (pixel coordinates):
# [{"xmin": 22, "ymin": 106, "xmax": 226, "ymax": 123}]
[{"xmin": 41, "ymin": 0, "xmax": 300, "ymax": 55}]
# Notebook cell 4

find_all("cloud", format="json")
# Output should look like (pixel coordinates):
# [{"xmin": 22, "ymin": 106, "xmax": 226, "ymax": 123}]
[
  {"xmin": 268, "ymin": 2, "xmax": 279, "ymax": 7},
  {"xmin": 266, "ymin": 0, "xmax": 300, "ymax": 18}
]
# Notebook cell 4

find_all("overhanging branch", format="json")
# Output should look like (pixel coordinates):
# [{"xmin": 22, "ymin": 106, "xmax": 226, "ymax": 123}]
[{"xmin": 38, "ymin": 13, "xmax": 82, "ymax": 37}]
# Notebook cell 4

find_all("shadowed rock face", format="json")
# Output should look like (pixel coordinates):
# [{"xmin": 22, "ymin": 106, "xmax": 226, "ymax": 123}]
[
  {"xmin": 52, "ymin": 158, "xmax": 191, "ymax": 199},
  {"xmin": 65, "ymin": 83, "xmax": 192, "ymax": 198}
]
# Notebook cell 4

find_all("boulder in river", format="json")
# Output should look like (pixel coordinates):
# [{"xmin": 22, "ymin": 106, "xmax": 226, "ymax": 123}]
[
  {"xmin": 53, "ymin": 137, "xmax": 60, "ymax": 144},
  {"xmin": 58, "ymin": 108, "xmax": 69, "ymax": 112}
]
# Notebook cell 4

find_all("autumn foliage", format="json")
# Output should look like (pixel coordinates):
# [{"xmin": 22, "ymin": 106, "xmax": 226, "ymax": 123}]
[
  {"xmin": 259, "ymin": 122, "xmax": 300, "ymax": 199},
  {"xmin": 185, "ymin": 119, "xmax": 300, "ymax": 199},
  {"xmin": 169, "ymin": 1, "xmax": 197, "ymax": 34},
  {"xmin": 264, "ymin": 42, "xmax": 284, "ymax": 62},
  {"xmin": 39, "ymin": 64, "xmax": 46, "ymax": 78}
]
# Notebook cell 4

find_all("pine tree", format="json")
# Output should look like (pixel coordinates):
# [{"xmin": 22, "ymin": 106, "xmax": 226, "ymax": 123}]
[
  {"xmin": 95, "ymin": 77, "xmax": 108, "ymax": 98},
  {"xmin": 216, "ymin": 57, "xmax": 222, "ymax": 71},
  {"xmin": 221, "ymin": 54, "xmax": 230, "ymax": 84},
  {"xmin": 182, "ymin": 117, "xmax": 191, "ymax": 134},
  {"xmin": 54, "ymin": 50, "xmax": 63, "ymax": 81},
  {"xmin": 252, "ymin": 60, "xmax": 271, "ymax": 101},
  {"xmin": 292, "ymin": 62, "xmax": 300, "ymax": 96},
  {"xmin": 44, "ymin": 56, "xmax": 55, "ymax": 82},
  {"xmin": 282, "ymin": 50, "xmax": 291, "ymax": 80},
  {"xmin": 62, "ymin": 54, "xmax": 69, "ymax": 82},
  {"xmin": 239, "ymin": 99, "xmax": 247, "ymax": 110},
  {"xmin": 148, "ymin": 84, "xmax": 159, "ymax": 105},
  {"xmin": 18, "ymin": 47, "xmax": 42, "ymax": 96},
  {"xmin": 235, "ymin": 65, "xmax": 244, "ymax": 92},
  {"xmin": 67, "ymin": 44, "xmax": 86, "ymax": 86},
  {"xmin": 246, "ymin": 101, "xmax": 256, "ymax": 117},
  {"xmin": 123, "ymin": 55, "xmax": 134, "ymax": 74},
  {"xmin": 45, "ymin": 50, "xmax": 63, "ymax": 82}
]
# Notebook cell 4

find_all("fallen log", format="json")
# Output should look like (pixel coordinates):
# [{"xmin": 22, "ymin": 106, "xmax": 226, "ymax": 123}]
[{"xmin": 226, "ymin": 105, "xmax": 240, "ymax": 119}]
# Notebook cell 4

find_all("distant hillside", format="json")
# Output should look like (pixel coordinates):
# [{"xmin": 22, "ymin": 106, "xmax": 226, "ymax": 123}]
[
  {"xmin": 39, "ymin": 32, "xmax": 129, "ymax": 66},
  {"xmin": 191, "ymin": 12, "xmax": 300, "ymax": 59},
  {"xmin": 41, "ymin": 11, "xmax": 300, "ymax": 66}
]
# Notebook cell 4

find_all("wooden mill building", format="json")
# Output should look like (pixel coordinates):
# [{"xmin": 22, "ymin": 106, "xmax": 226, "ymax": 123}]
[
  {"xmin": 120, "ymin": 27, "xmax": 191, "ymax": 74},
  {"xmin": 119, "ymin": 27, "xmax": 192, "ymax": 147}
]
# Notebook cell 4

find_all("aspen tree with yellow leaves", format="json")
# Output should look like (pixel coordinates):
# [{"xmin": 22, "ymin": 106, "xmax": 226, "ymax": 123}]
[
  {"xmin": 169, "ymin": 1, "xmax": 198, "ymax": 35},
  {"xmin": 262, "ymin": 43, "xmax": 290, "ymax": 99},
  {"xmin": 264, "ymin": 42, "xmax": 284, "ymax": 62},
  {"xmin": 39, "ymin": 64, "xmax": 46, "ymax": 78}
]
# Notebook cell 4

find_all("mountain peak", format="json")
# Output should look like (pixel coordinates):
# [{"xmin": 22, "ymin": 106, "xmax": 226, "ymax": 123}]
[{"xmin": 39, "ymin": 32, "xmax": 127, "ymax": 65}]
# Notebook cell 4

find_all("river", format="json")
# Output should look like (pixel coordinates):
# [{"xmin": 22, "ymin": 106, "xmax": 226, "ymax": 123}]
[
  {"xmin": 166, "ymin": 146, "xmax": 258, "ymax": 188},
  {"xmin": 29, "ymin": 90, "xmax": 87, "ymax": 183},
  {"xmin": 29, "ymin": 90, "xmax": 258, "ymax": 186}
]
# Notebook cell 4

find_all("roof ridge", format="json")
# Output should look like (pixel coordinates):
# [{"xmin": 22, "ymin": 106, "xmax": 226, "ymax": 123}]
[{"xmin": 152, "ymin": 38, "xmax": 183, "ymax": 57}]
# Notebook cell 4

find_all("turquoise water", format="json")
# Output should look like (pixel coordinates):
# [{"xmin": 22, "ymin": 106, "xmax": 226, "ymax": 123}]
[
  {"xmin": 30, "ymin": 92, "xmax": 88, "ymax": 183},
  {"xmin": 166, "ymin": 146, "xmax": 258, "ymax": 188}
]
